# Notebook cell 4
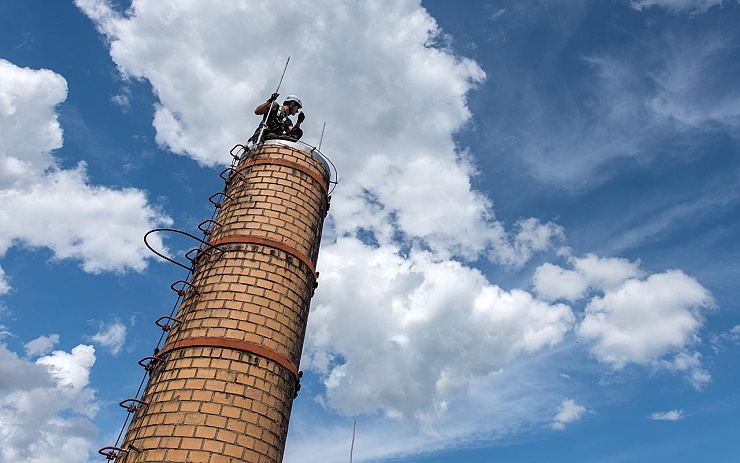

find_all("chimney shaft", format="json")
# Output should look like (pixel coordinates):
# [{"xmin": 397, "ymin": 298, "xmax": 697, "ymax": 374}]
[{"xmin": 117, "ymin": 140, "xmax": 330, "ymax": 463}]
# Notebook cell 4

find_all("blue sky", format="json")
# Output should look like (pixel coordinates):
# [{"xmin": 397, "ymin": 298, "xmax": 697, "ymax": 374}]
[{"xmin": 1, "ymin": 1, "xmax": 739, "ymax": 462}]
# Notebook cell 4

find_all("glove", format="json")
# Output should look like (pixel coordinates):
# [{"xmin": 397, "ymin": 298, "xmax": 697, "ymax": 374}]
[
  {"xmin": 297, "ymin": 111, "xmax": 305, "ymax": 124},
  {"xmin": 268, "ymin": 92, "xmax": 279, "ymax": 102}
]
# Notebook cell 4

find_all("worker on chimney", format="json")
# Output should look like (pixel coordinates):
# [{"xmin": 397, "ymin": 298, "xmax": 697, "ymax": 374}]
[{"xmin": 250, "ymin": 93, "xmax": 305, "ymax": 144}]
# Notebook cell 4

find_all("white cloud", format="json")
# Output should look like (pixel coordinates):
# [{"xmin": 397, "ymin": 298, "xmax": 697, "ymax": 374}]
[
  {"xmin": 24, "ymin": 334, "xmax": 60, "ymax": 357},
  {"xmin": 74, "ymin": 0, "xmax": 564, "ymax": 269},
  {"xmin": 605, "ymin": 186, "xmax": 740, "ymax": 255},
  {"xmin": 710, "ymin": 324, "xmax": 740, "ymax": 353},
  {"xmin": 534, "ymin": 254, "xmax": 643, "ymax": 302},
  {"xmin": 0, "ymin": 343, "xmax": 53, "ymax": 390},
  {"xmin": 287, "ymin": 351, "xmax": 584, "ymax": 463},
  {"xmin": 36, "ymin": 345, "xmax": 96, "ymax": 391},
  {"xmin": 586, "ymin": 34, "xmax": 740, "ymax": 141},
  {"xmin": 571, "ymin": 254, "xmax": 645, "ymax": 291},
  {"xmin": 534, "ymin": 263, "xmax": 589, "ymax": 302},
  {"xmin": 630, "ymin": 0, "xmax": 729, "ymax": 13},
  {"xmin": 0, "ymin": 266, "xmax": 10, "ymax": 295},
  {"xmin": 661, "ymin": 351, "xmax": 711, "ymax": 390},
  {"xmin": 731, "ymin": 324, "xmax": 740, "ymax": 340},
  {"xmin": 0, "ymin": 341, "xmax": 99, "ymax": 463},
  {"xmin": 646, "ymin": 37, "xmax": 740, "ymax": 131},
  {"xmin": 305, "ymin": 237, "xmax": 575, "ymax": 423},
  {"xmin": 0, "ymin": 59, "xmax": 172, "ymax": 274},
  {"xmin": 551, "ymin": 398, "xmax": 588, "ymax": 430},
  {"xmin": 88, "ymin": 321, "xmax": 127, "ymax": 355},
  {"xmin": 535, "ymin": 255, "xmax": 714, "ymax": 387},
  {"xmin": 0, "ymin": 60, "xmax": 63, "ymax": 189},
  {"xmin": 110, "ymin": 85, "xmax": 132, "ymax": 111},
  {"xmin": 513, "ymin": 29, "xmax": 740, "ymax": 188},
  {"xmin": 489, "ymin": 218, "xmax": 565, "ymax": 268},
  {"xmin": 650, "ymin": 409, "xmax": 684, "ymax": 421},
  {"xmin": 577, "ymin": 270, "xmax": 713, "ymax": 371}
]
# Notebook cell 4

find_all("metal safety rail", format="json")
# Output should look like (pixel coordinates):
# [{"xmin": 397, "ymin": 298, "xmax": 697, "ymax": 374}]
[{"xmin": 97, "ymin": 146, "xmax": 245, "ymax": 460}]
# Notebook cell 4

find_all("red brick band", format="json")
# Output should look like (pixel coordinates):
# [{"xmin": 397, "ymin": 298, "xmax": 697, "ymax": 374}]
[
  {"xmin": 237, "ymin": 158, "xmax": 329, "ymax": 197},
  {"xmin": 158, "ymin": 337, "xmax": 300, "ymax": 380},
  {"xmin": 211, "ymin": 235, "xmax": 317, "ymax": 280}
]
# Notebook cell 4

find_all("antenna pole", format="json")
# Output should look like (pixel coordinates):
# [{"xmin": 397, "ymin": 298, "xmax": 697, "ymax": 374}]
[
  {"xmin": 349, "ymin": 420, "xmax": 356, "ymax": 463},
  {"xmin": 275, "ymin": 56, "xmax": 290, "ymax": 94},
  {"xmin": 255, "ymin": 57, "xmax": 291, "ymax": 146},
  {"xmin": 318, "ymin": 122, "xmax": 327, "ymax": 152}
]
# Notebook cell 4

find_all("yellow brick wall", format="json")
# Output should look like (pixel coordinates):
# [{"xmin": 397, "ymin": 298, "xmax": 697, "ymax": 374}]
[{"xmin": 117, "ymin": 141, "xmax": 329, "ymax": 463}]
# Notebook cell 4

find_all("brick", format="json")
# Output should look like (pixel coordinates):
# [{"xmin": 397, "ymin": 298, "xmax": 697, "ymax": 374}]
[
  {"xmin": 142, "ymin": 449, "xmax": 167, "ymax": 461},
  {"xmin": 172, "ymin": 425, "xmax": 196, "ymax": 437},
  {"xmin": 236, "ymin": 433, "xmax": 256, "ymax": 450},
  {"xmin": 200, "ymin": 402, "xmax": 222, "ymax": 415},
  {"xmin": 217, "ymin": 428, "xmax": 238, "ymax": 445},
  {"xmin": 180, "ymin": 437, "xmax": 203, "ymax": 450},
  {"xmin": 254, "ymin": 440, "xmax": 271, "ymax": 455},
  {"xmin": 202, "ymin": 439, "xmax": 225, "ymax": 453},
  {"xmin": 184, "ymin": 413, "xmax": 206, "ymax": 425},
  {"xmin": 139, "ymin": 436, "xmax": 160, "ymax": 450},
  {"xmin": 205, "ymin": 415, "xmax": 228, "ymax": 428},
  {"xmin": 160, "ymin": 436, "xmax": 182, "ymax": 449},
  {"xmin": 224, "ymin": 443, "xmax": 245, "ymax": 459},
  {"xmin": 185, "ymin": 379, "xmax": 206, "ymax": 389},
  {"xmin": 209, "ymin": 455, "xmax": 231, "ymax": 463},
  {"xmin": 226, "ymin": 418, "xmax": 247, "ymax": 435},
  {"xmin": 185, "ymin": 451, "xmax": 210, "ymax": 463},
  {"xmin": 161, "ymin": 402, "xmax": 182, "ymax": 414},
  {"xmin": 246, "ymin": 422, "xmax": 263, "ymax": 438},
  {"xmin": 180, "ymin": 401, "xmax": 201, "ymax": 413},
  {"xmin": 163, "ymin": 412, "xmax": 185, "ymax": 424}
]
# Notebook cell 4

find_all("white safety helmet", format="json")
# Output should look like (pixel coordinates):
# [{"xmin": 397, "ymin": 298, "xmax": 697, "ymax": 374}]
[{"xmin": 284, "ymin": 95, "xmax": 302, "ymax": 108}]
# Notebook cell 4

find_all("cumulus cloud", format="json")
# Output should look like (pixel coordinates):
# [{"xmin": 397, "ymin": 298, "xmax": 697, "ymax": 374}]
[
  {"xmin": 0, "ymin": 340, "xmax": 99, "ymax": 463},
  {"xmin": 88, "ymin": 321, "xmax": 127, "ymax": 355},
  {"xmin": 0, "ymin": 59, "xmax": 172, "ymax": 274},
  {"xmin": 74, "ymin": 0, "xmax": 565, "ymax": 269},
  {"xmin": 305, "ymin": 237, "xmax": 575, "ymax": 423},
  {"xmin": 650, "ymin": 409, "xmax": 684, "ymax": 421},
  {"xmin": 534, "ymin": 254, "xmax": 644, "ymax": 302},
  {"xmin": 0, "ymin": 343, "xmax": 52, "ymax": 390},
  {"xmin": 551, "ymin": 398, "xmax": 588, "ymax": 430},
  {"xmin": 533, "ymin": 255, "xmax": 714, "ymax": 387},
  {"xmin": 24, "ymin": 334, "xmax": 60, "ymax": 357},
  {"xmin": 489, "ymin": 218, "xmax": 565, "ymax": 268},
  {"xmin": 577, "ymin": 270, "xmax": 714, "ymax": 388}
]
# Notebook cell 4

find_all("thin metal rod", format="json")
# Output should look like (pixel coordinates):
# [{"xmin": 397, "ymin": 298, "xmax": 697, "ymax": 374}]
[
  {"xmin": 318, "ymin": 122, "xmax": 327, "ymax": 152},
  {"xmin": 275, "ymin": 56, "xmax": 290, "ymax": 94},
  {"xmin": 256, "ymin": 57, "xmax": 291, "ymax": 145},
  {"xmin": 349, "ymin": 420, "xmax": 356, "ymax": 463}
]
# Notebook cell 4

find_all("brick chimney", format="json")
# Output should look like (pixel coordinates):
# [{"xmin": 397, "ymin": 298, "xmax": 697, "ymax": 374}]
[{"xmin": 114, "ymin": 139, "xmax": 330, "ymax": 463}]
